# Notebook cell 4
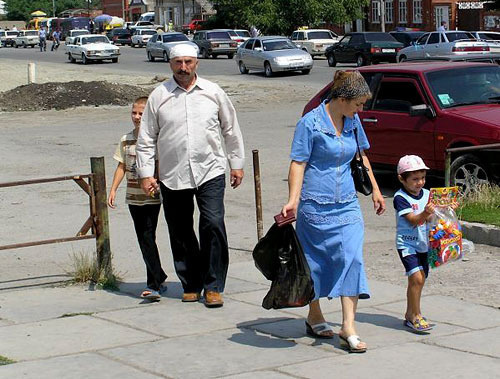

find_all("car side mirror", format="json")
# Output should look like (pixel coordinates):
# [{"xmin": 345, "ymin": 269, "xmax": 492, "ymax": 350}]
[{"xmin": 410, "ymin": 104, "xmax": 435, "ymax": 118}]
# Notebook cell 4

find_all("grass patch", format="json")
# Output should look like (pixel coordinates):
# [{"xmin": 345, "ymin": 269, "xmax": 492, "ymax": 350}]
[
  {"xmin": 67, "ymin": 251, "xmax": 121, "ymax": 291},
  {"xmin": 0, "ymin": 355, "xmax": 15, "ymax": 365},
  {"xmin": 458, "ymin": 184, "xmax": 500, "ymax": 227},
  {"xmin": 59, "ymin": 312, "xmax": 94, "ymax": 318}
]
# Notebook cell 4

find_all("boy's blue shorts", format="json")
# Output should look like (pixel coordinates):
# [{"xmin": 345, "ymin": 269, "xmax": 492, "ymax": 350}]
[{"xmin": 397, "ymin": 250, "xmax": 429, "ymax": 278}]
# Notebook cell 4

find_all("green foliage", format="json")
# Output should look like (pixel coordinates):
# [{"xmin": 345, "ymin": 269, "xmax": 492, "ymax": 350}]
[
  {"xmin": 5, "ymin": 0, "xmax": 94, "ymax": 21},
  {"xmin": 458, "ymin": 184, "xmax": 500, "ymax": 227},
  {"xmin": 67, "ymin": 251, "xmax": 121, "ymax": 291},
  {"xmin": 0, "ymin": 355, "xmax": 15, "ymax": 366},
  {"xmin": 209, "ymin": 0, "xmax": 369, "ymax": 35}
]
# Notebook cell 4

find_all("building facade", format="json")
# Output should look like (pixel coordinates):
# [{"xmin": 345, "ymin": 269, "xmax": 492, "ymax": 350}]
[
  {"xmin": 154, "ymin": 0, "xmax": 214, "ymax": 30},
  {"xmin": 368, "ymin": 0, "xmax": 500, "ymax": 32}
]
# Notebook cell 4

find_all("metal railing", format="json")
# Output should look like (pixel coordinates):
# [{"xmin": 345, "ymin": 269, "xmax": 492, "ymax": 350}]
[
  {"xmin": 0, "ymin": 157, "xmax": 112, "ymax": 274},
  {"xmin": 445, "ymin": 143, "xmax": 500, "ymax": 186}
]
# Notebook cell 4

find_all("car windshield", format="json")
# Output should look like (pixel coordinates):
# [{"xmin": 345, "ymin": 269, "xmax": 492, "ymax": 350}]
[
  {"xmin": 142, "ymin": 30, "xmax": 156, "ymax": 35},
  {"xmin": 446, "ymin": 32, "xmax": 475, "ymax": 41},
  {"xmin": 82, "ymin": 36, "xmax": 109, "ymax": 44},
  {"xmin": 207, "ymin": 32, "xmax": 231, "ymax": 39},
  {"xmin": 263, "ymin": 39, "xmax": 296, "ymax": 51},
  {"xmin": 225, "ymin": 30, "xmax": 237, "ymax": 37},
  {"xmin": 235, "ymin": 30, "xmax": 250, "ymax": 37},
  {"xmin": 426, "ymin": 66, "xmax": 500, "ymax": 108},
  {"xmin": 26, "ymin": 31, "xmax": 38, "ymax": 36},
  {"xmin": 7, "ymin": 31, "xmax": 19, "ymax": 36},
  {"xmin": 308, "ymin": 31, "xmax": 334, "ymax": 40},
  {"xmin": 365, "ymin": 33, "xmax": 396, "ymax": 42},
  {"xmin": 73, "ymin": 31, "xmax": 87, "ymax": 37},
  {"xmin": 162, "ymin": 34, "xmax": 189, "ymax": 43}
]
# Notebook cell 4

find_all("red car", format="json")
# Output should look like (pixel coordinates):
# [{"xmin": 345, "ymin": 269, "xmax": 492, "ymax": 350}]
[
  {"xmin": 182, "ymin": 19, "xmax": 207, "ymax": 32},
  {"xmin": 303, "ymin": 62, "xmax": 500, "ymax": 191}
]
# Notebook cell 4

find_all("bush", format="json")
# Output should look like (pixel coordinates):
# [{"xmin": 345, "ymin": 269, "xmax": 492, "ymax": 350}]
[{"xmin": 67, "ymin": 251, "xmax": 121, "ymax": 290}]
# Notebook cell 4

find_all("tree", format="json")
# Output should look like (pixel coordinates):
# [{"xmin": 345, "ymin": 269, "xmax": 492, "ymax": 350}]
[
  {"xmin": 5, "ymin": 0, "xmax": 96, "ymax": 21},
  {"xmin": 209, "ymin": 0, "xmax": 369, "ymax": 35}
]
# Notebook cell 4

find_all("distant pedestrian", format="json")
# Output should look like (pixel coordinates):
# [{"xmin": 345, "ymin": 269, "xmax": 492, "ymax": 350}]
[
  {"xmin": 168, "ymin": 20, "xmax": 174, "ymax": 32},
  {"xmin": 393, "ymin": 155, "xmax": 434, "ymax": 333},
  {"xmin": 437, "ymin": 20, "xmax": 447, "ymax": 31},
  {"xmin": 39, "ymin": 27, "xmax": 47, "ymax": 51},
  {"xmin": 108, "ymin": 96, "xmax": 168, "ymax": 301},
  {"xmin": 51, "ymin": 29, "xmax": 60, "ymax": 51},
  {"xmin": 250, "ymin": 25, "xmax": 259, "ymax": 38}
]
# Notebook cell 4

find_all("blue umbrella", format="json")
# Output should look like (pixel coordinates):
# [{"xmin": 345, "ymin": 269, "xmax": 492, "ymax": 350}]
[{"xmin": 94, "ymin": 14, "xmax": 112, "ymax": 24}]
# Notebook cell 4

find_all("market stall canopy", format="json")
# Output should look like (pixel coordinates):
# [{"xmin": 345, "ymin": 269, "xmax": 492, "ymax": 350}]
[
  {"xmin": 31, "ymin": 10, "xmax": 47, "ymax": 17},
  {"xmin": 94, "ymin": 14, "xmax": 113, "ymax": 24},
  {"xmin": 108, "ymin": 16, "xmax": 124, "ymax": 27}
]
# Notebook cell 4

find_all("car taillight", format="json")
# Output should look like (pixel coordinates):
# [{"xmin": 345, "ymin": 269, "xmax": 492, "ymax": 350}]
[
  {"xmin": 396, "ymin": 47, "xmax": 402, "ymax": 52},
  {"xmin": 230, "ymin": 42, "xmax": 237, "ymax": 47},
  {"xmin": 235, "ymin": 38, "xmax": 244, "ymax": 43},
  {"xmin": 370, "ymin": 47, "xmax": 381, "ymax": 53},
  {"xmin": 452, "ymin": 46, "xmax": 490, "ymax": 52}
]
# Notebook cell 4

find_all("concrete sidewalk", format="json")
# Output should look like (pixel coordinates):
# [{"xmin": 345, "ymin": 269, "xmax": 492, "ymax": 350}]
[{"xmin": 1, "ymin": 259, "xmax": 499, "ymax": 378}]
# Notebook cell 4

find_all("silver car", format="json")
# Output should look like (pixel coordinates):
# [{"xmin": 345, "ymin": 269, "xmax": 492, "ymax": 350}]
[
  {"xmin": 131, "ymin": 28, "xmax": 157, "ymax": 47},
  {"xmin": 471, "ymin": 31, "xmax": 500, "ymax": 53},
  {"xmin": 397, "ymin": 31, "xmax": 490, "ymax": 62},
  {"xmin": 146, "ymin": 32, "xmax": 198, "ymax": 62},
  {"xmin": 235, "ymin": 36, "xmax": 313, "ymax": 77}
]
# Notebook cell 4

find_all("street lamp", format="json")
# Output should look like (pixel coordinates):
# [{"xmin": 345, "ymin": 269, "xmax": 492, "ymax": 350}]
[{"xmin": 52, "ymin": 0, "xmax": 55, "ymax": 17}]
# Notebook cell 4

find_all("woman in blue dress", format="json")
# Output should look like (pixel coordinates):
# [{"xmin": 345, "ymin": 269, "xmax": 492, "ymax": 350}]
[{"xmin": 281, "ymin": 71, "xmax": 386, "ymax": 353}]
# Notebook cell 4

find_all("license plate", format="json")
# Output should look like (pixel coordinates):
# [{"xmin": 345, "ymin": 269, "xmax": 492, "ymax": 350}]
[
  {"xmin": 220, "ymin": 44, "xmax": 228, "ymax": 47},
  {"xmin": 290, "ymin": 62, "xmax": 302, "ymax": 67},
  {"xmin": 382, "ymin": 48, "xmax": 395, "ymax": 53}
]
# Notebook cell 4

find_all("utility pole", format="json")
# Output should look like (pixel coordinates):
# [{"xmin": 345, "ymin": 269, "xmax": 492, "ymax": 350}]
[
  {"xmin": 87, "ymin": 0, "xmax": 90, "ymax": 17},
  {"xmin": 380, "ymin": 0, "xmax": 385, "ymax": 32},
  {"xmin": 52, "ymin": 0, "xmax": 56, "ymax": 17}
]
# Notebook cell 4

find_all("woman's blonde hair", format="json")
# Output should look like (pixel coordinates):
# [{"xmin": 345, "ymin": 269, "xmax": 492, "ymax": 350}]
[{"xmin": 330, "ymin": 70, "xmax": 371, "ymax": 100}]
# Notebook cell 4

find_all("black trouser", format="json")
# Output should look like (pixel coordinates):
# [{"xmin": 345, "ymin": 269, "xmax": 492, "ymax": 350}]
[
  {"xmin": 128, "ymin": 203, "xmax": 167, "ymax": 291},
  {"xmin": 160, "ymin": 174, "xmax": 229, "ymax": 294}
]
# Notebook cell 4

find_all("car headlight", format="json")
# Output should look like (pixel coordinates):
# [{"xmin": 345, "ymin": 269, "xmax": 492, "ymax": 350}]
[
  {"xmin": 273, "ymin": 57, "xmax": 288, "ymax": 64},
  {"xmin": 87, "ymin": 50, "xmax": 97, "ymax": 55},
  {"xmin": 304, "ymin": 55, "xmax": 313, "ymax": 63}
]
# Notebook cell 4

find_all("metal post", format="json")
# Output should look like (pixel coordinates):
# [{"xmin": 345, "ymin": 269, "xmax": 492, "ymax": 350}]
[
  {"xmin": 52, "ymin": 0, "xmax": 56, "ymax": 17},
  {"xmin": 28, "ymin": 62, "xmax": 35, "ymax": 84},
  {"xmin": 380, "ymin": 0, "xmax": 386, "ymax": 32},
  {"xmin": 445, "ymin": 151, "xmax": 451, "ymax": 186},
  {"xmin": 252, "ymin": 150, "xmax": 264, "ymax": 241},
  {"xmin": 90, "ymin": 157, "xmax": 112, "ymax": 276}
]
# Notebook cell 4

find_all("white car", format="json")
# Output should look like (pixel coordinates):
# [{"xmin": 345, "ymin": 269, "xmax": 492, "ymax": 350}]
[
  {"xmin": 234, "ymin": 29, "xmax": 251, "ymax": 42},
  {"xmin": 65, "ymin": 30, "xmax": 89, "ymax": 45},
  {"xmin": 66, "ymin": 34, "xmax": 120, "ymax": 64},
  {"xmin": 291, "ymin": 29, "xmax": 340, "ymax": 57},
  {"xmin": 14, "ymin": 30, "xmax": 39, "ymax": 48},
  {"xmin": 1, "ymin": 30, "xmax": 19, "ymax": 47},
  {"xmin": 471, "ymin": 31, "xmax": 500, "ymax": 53},
  {"xmin": 131, "ymin": 28, "xmax": 157, "ymax": 47},
  {"xmin": 397, "ymin": 31, "xmax": 490, "ymax": 62}
]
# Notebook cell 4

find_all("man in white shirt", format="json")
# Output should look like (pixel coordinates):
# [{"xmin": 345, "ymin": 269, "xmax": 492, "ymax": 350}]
[
  {"xmin": 437, "ymin": 21, "xmax": 447, "ymax": 32},
  {"xmin": 136, "ymin": 44, "xmax": 245, "ymax": 308}
]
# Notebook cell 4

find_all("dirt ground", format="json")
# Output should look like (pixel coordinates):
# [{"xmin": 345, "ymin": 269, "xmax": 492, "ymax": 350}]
[{"xmin": 0, "ymin": 59, "xmax": 499, "ymax": 310}]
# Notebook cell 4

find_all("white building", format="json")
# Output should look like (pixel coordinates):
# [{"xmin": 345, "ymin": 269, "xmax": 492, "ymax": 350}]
[
  {"xmin": 0, "ymin": 1, "xmax": 6, "ymax": 16},
  {"xmin": 154, "ymin": 0, "xmax": 215, "ymax": 30}
]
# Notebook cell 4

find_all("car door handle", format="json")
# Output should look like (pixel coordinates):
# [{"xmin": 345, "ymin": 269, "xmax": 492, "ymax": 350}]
[{"xmin": 362, "ymin": 118, "xmax": 378, "ymax": 123}]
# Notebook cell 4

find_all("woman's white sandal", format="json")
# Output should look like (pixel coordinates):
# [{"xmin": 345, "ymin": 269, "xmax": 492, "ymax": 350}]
[{"xmin": 339, "ymin": 334, "xmax": 367, "ymax": 353}]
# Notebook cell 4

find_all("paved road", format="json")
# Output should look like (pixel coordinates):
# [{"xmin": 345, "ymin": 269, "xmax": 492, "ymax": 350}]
[{"xmin": 0, "ymin": 44, "xmax": 353, "ymax": 86}]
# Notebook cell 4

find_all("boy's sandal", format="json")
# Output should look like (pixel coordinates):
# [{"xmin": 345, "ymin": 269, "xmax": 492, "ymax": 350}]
[
  {"xmin": 140, "ymin": 288, "xmax": 161, "ymax": 300},
  {"xmin": 404, "ymin": 317, "xmax": 432, "ymax": 333},
  {"xmin": 339, "ymin": 334, "xmax": 367, "ymax": 353},
  {"xmin": 305, "ymin": 321, "xmax": 334, "ymax": 339}
]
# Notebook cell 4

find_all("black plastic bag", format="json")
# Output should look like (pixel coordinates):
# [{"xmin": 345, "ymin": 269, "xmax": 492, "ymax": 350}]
[{"xmin": 252, "ymin": 223, "xmax": 315, "ymax": 309}]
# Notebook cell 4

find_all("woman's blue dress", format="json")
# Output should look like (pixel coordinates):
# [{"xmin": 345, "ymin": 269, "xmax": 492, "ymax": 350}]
[{"xmin": 291, "ymin": 101, "xmax": 371, "ymax": 300}]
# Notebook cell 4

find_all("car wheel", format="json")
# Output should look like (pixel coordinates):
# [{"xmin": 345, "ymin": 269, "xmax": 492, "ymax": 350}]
[
  {"xmin": 301, "ymin": 69, "xmax": 311, "ymax": 75},
  {"xmin": 201, "ymin": 48, "xmax": 209, "ymax": 59},
  {"xmin": 15, "ymin": 43, "xmax": 18, "ymax": 48},
  {"xmin": 82, "ymin": 53, "xmax": 88, "ymax": 65},
  {"xmin": 69, "ymin": 53, "xmax": 76, "ymax": 63},
  {"xmin": 399, "ymin": 55, "xmax": 407, "ymax": 63},
  {"xmin": 211, "ymin": 54, "xmax": 218, "ymax": 59},
  {"xmin": 264, "ymin": 62, "xmax": 273, "ymax": 77},
  {"xmin": 355, "ymin": 54, "xmax": 365, "ymax": 67},
  {"xmin": 450, "ymin": 154, "xmax": 489, "ymax": 195},
  {"xmin": 327, "ymin": 53, "xmax": 337, "ymax": 67},
  {"xmin": 112, "ymin": 58, "xmax": 118, "ymax": 63},
  {"xmin": 238, "ymin": 61, "xmax": 249, "ymax": 74},
  {"xmin": 163, "ymin": 51, "xmax": 169, "ymax": 62},
  {"xmin": 131, "ymin": 42, "xmax": 135, "ymax": 48},
  {"xmin": 227, "ymin": 53, "xmax": 234, "ymax": 59},
  {"xmin": 147, "ymin": 51, "xmax": 155, "ymax": 62},
  {"xmin": 22, "ymin": 42, "xmax": 26, "ymax": 48}
]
